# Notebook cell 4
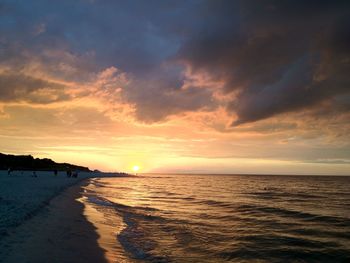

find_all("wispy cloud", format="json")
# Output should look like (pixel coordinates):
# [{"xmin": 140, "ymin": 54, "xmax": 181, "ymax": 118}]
[{"xmin": 0, "ymin": 0, "xmax": 349, "ymax": 173}]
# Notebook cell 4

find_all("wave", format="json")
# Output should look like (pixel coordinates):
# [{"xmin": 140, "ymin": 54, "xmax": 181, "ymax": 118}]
[
  {"xmin": 290, "ymin": 227, "xmax": 350, "ymax": 240},
  {"xmin": 87, "ymin": 196, "xmax": 215, "ymax": 261},
  {"xmin": 245, "ymin": 190, "xmax": 323, "ymax": 200},
  {"xmin": 236, "ymin": 204, "xmax": 350, "ymax": 226},
  {"xmin": 219, "ymin": 246, "xmax": 350, "ymax": 262},
  {"xmin": 192, "ymin": 199, "xmax": 350, "ymax": 227},
  {"xmin": 84, "ymin": 175, "xmax": 350, "ymax": 262},
  {"xmin": 117, "ymin": 214, "xmax": 171, "ymax": 262},
  {"xmin": 199, "ymin": 199, "xmax": 234, "ymax": 208}
]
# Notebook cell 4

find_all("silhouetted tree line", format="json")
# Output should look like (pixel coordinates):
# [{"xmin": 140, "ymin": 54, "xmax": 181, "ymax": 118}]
[{"xmin": 0, "ymin": 153, "xmax": 90, "ymax": 172}]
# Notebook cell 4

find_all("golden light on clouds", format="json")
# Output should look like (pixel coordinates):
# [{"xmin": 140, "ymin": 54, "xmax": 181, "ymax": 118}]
[{"xmin": 0, "ymin": 1, "xmax": 349, "ymax": 175}]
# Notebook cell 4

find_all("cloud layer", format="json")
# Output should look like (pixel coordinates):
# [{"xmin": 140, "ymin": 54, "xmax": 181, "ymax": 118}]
[
  {"xmin": 178, "ymin": 0, "xmax": 350, "ymax": 125},
  {"xmin": 1, "ymin": 0, "xmax": 349, "ymax": 125},
  {"xmin": 0, "ymin": 0, "xmax": 349, "ymax": 173}
]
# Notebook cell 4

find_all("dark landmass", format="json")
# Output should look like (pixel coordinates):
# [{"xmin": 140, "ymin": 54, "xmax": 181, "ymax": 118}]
[{"xmin": 0, "ymin": 153, "xmax": 90, "ymax": 172}]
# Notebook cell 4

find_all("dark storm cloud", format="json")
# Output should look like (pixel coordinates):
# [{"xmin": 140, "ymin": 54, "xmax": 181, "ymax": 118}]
[
  {"xmin": 0, "ymin": 72, "xmax": 70, "ymax": 104},
  {"xmin": 1, "ymin": 0, "xmax": 349, "ymax": 124},
  {"xmin": 0, "ymin": 0, "xmax": 214, "ymax": 121},
  {"xmin": 178, "ymin": 0, "xmax": 350, "ymax": 125},
  {"xmin": 129, "ymin": 83, "xmax": 214, "ymax": 123}
]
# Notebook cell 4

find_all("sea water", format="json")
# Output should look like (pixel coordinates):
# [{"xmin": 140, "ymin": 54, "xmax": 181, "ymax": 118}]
[{"xmin": 81, "ymin": 174, "xmax": 350, "ymax": 262}]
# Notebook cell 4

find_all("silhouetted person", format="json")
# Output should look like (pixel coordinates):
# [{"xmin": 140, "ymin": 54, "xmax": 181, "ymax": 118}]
[
  {"xmin": 66, "ymin": 170, "xmax": 72, "ymax": 178},
  {"xmin": 7, "ymin": 168, "xmax": 12, "ymax": 176},
  {"xmin": 54, "ymin": 169, "xmax": 58, "ymax": 176},
  {"xmin": 32, "ymin": 171, "xmax": 37, "ymax": 177},
  {"xmin": 72, "ymin": 171, "xmax": 78, "ymax": 178}
]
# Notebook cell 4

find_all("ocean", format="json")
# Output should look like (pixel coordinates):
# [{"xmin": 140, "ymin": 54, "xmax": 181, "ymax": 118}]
[{"xmin": 81, "ymin": 174, "xmax": 350, "ymax": 262}]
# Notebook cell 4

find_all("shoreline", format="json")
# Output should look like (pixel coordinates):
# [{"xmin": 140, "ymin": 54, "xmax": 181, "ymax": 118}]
[
  {"xmin": 80, "ymin": 178, "xmax": 133, "ymax": 262},
  {"xmin": 0, "ymin": 173, "xmax": 133, "ymax": 263},
  {"xmin": 0, "ymin": 171, "xmax": 131, "ymax": 235},
  {"xmin": 0, "ymin": 179, "xmax": 109, "ymax": 263}
]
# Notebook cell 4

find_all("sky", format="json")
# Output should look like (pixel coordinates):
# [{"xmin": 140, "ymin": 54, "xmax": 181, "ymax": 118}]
[{"xmin": 0, "ymin": 0, "xmax": 349, "ymax": 175}]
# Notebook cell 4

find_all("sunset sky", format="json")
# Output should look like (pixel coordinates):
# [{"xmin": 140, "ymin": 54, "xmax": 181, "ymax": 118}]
[{"xmin": 0, "ymin": 0, "xmax": 349, "ymax": 174}]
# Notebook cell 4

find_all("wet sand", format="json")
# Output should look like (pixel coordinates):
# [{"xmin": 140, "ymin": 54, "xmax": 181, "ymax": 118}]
[{"xmin": 0, "ymin": 180, "xmax": 109, "ymax": 263}]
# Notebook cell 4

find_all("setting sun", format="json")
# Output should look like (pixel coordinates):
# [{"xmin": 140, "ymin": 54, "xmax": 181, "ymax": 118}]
[
  {"xmin": 0, "ymin": 1, "xmax": 349, "ymax": 262},
  {"xmin": 132, "ymin": 165, "xmax": 140, "ymax": 172}
]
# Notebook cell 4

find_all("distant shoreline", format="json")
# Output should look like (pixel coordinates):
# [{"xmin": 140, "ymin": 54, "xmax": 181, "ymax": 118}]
[{"xmin": 0, "ymin": 152, "xmax": 91, "ymax": 172}]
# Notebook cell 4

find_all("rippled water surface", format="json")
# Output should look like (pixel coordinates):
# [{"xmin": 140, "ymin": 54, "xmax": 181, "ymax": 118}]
[{"xmin": 82, "ymin": 174, "xmax": 350, "ymax": 262}]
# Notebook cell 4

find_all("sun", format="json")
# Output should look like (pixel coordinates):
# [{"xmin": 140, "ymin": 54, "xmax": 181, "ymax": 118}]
[{"xmin": 132, "ymin": 165, "xmax": 140, "ymax": 172}]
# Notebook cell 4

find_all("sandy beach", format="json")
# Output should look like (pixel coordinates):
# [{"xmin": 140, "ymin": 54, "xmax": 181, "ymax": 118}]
[
  {"xmin": 1, "ymin": 1, "xmax": 349, "ymax": 261},
  {"xmin": 0, "ymin": 180, "xmax": 107, "ymax": 263},
  {"xmin": 0, "ymin": 171, "xmax": 131, "ymax": 263}
]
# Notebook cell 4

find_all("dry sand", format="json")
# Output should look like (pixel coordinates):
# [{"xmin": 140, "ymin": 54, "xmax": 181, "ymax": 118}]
[{"xmin": 0, "ymin": 180, "xmax": 109, "ymax": 263}]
